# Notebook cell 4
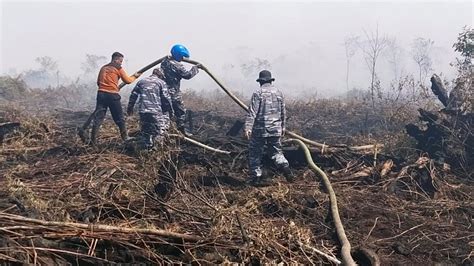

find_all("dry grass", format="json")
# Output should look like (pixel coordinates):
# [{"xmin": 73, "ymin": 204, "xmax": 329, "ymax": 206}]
[{"xmin": 0, "ymin": 85, "xmax": 472, "ymax": 265}]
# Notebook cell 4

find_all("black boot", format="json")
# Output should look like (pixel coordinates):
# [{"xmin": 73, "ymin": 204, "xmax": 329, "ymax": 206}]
[
  {"xmin": 246, "ymin": 176, "xmax": 262, "ymax": 186},
  {"xmin": 77, "ymin": 127, "xmax": 90, "ymax": 144},
  {"xmin": 282, "ymin": 166, "xmax": 295, "ymax": 183},
  {"xmin": 177, "ymin": 125, "xmax": 193, "ymax": 137},
  {"xmin": 119, "ymin": 125, "xmax": 132, "ymax": 142},
  {"xmin": 142, "ymin": 134, "xmax": 154, "ymax": 150},
  {"xmin": 90, "ymin": 125, "xmax": 99, "ymax": 146},
  {"xmin": 183, "ymin": 128, "xmax": 193, "ymax": 137},
  {"xmin": 246, "ymin": 169, "xmax": 272, "ymax": 186}
]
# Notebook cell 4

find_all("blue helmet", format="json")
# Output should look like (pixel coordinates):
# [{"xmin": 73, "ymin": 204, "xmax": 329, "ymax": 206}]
[{"xmin": 170, "ymin": 44, "xmax": 190, "ymax": 61}]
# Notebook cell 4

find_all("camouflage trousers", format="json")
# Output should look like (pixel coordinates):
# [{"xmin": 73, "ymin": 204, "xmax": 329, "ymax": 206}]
[
  {"xmin": 248, "ymin": 136, "xmax": 289, "ymax": 178},
  {"xmin": 170, "ymin": 90, "xmax": 186, "ymax": 129},
  {"xmin": 160, "ymin": 112, "xmax": 171, "ymax": 132},
  {"xmin": 139, "ymin": 113, "xmax": 168, "ymax": 149}
]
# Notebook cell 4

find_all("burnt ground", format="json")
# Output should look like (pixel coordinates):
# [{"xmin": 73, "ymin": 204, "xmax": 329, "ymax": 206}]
[{"xmin": 0, "ymin": 91, "xmax": 473, "ymax": 265}]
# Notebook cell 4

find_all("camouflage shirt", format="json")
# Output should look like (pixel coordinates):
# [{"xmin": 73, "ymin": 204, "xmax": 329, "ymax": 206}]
[
  {"xmin": 161, "ymin": 56, "xmax": 199, "ymax": 94},
  {"xmin": 245, "ymin": 83, "xmax": 286, "ymax": 137},
  {"xmin": 128, "ymin": 75, "xmax": 172, "ymax": 115}
]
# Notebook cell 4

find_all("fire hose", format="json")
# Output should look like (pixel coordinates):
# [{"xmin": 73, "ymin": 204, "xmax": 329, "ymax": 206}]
[
  {"xmin": 120, "ymin": 58, "xmax": 359, "ymax": 265},
  {"xmin": 285, "ymin": 138, "xmax": 356, "ymax": 265},
  {"xmin": 182, "ymin": 58, "xmax": 332, "ymax": 150},
  {"xmin": 120, "ymin": 58, "xmax": 381, "ymax": 153},
  {"xmin": 119, "ymin": 56, "xmax": 168, "ymax": 90}
]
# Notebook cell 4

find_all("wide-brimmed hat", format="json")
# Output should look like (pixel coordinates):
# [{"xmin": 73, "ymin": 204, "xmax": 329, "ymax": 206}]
[{"xmin": 256, "ymin": 70, "xmax": 275, "ymax": 82}]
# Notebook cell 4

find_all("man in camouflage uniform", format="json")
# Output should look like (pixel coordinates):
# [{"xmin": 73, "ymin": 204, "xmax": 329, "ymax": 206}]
[
  {"xmin": 127, "ymin": 68, "xmax": 172, "ymax": 149},
  {"xmin": 244, "ymin": 70, "xmax": 293, "ymax": 184},
  {"xmin": 161, "ymin": 44, "xmax": 200, "ymax": 136}
]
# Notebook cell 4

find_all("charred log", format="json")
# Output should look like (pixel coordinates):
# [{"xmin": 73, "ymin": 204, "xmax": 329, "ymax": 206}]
[
  {"xmin": 406, "ymin": 75, "xmax": 473, "ymax": 176},
  {"xmin": 430, "ymin": 74, "xmax": 449, "ymax": 107},
  {"xmin": 226, "ymin": 120, "xmax": 244, "ymax": 136},
  {"xmin": 0, "ymin": 122, "xmax": 20, "ymax": 143}
]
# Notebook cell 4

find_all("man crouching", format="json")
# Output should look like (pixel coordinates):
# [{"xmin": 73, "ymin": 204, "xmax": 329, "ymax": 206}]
[
  {"xmin": 244, "ymin": 70, "xmax": 293, "ymax": 184},
  {"xmin": 127, "ymin": 68, "xmax": 173, "ymax": 150}
]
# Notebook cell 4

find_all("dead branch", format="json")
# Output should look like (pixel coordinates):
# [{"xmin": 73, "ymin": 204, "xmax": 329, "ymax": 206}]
[
  {"xmin": 169, "ymin": 134, "xmax": 231, "ymax": 155},
  {"xmin": 297, "ymin": 240, "xmax": 342, "ymax": 265},
  {"xmin": 0, "ymin": 213, "xmax": 205, "ymax": 242}
]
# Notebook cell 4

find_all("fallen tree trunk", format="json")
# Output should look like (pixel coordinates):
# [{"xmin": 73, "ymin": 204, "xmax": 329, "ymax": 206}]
[{"xmin": 406, "ymin": 74, "xmax": 473, "ymax": 175}]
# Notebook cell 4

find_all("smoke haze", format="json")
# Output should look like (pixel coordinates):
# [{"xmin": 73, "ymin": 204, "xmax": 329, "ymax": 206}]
[{"xmin": 1, "ymin": 0, "xmax": 472, "ymax": 97}]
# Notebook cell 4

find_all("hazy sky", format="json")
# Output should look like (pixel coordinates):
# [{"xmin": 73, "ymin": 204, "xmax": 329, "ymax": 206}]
[{"xmin": 1, "ymin": 0, "xmax": 472, "ymax": 97}]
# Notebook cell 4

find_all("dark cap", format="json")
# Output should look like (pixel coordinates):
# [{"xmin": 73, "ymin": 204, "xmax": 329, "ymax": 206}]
[{"xmin": 256, "ymin": 70, "xmax": 275, "ymax": 83}]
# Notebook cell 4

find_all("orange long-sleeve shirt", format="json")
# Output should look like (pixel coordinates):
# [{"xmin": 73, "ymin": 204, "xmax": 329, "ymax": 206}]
[{"xmin": 97, "ymin": 62, "xmax": 137, "ymax": 94}]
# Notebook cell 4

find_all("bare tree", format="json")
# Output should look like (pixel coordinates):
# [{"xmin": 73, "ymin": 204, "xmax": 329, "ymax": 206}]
[
  {"xmin": 359, "ymin": 25, "xmax": 390, "ymax": 106},
  {"xmin": 344, "ymin": 36, "xmax": 359, "ymax": 92},
  {"xmin": 240, "ymin": 58, "xmax": 271, "ymax": 78},
  {"xmin": 81, "ymin": 54, "xmax": 107, "ymax": 76},
  {"xmin": 22, "ymin": 56, "xmax": 59, "ymax": 88},
  {"xmin": 35, "ymin": 56, "xmax": 58, "ymax": 73},
  {"xmin": 385, "ymin": 38, "xmax": 404, "ymax": 81},
  {"xmin": 411, "ymin": 37, "xmax": 434, "ymax": 84}
]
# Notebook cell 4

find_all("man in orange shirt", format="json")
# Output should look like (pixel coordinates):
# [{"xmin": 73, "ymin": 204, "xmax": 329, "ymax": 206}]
[{"xmin": 78, "ymin": 52, "xmax": 141, "ymax": 145}]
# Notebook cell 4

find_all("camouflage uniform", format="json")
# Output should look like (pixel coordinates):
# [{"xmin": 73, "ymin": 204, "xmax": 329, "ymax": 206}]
[
  {"xmin": 245, "ymin": 83, "xmax": 289, "ymax": 179},
  {"xmin": 127, "ymin": 74, "xmax": 172, "ymax": 149},
  {"xmin": 160, "ymin": 56, "xmax": 199, "ymax": 131}
]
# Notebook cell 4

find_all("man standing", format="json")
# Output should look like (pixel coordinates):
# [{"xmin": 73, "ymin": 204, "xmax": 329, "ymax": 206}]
[
  {"xmin": 244, "ymin": 70, "xmax": 293, "ymax": 184},
  {"xmin": 160, "ymin": 44, "xmax": 200, "ymax": 136},
  {"xmin": 127, "ymin": 68, "xmax": 172, "ymax": 150},
  {"xmin": 78, "ymin": 52, "xmax": 141, "ymax": 145}
]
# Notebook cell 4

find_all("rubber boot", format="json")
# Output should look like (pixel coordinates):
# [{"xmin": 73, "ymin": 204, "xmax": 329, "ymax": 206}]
[
  {"xmin": 143, "ymin": 134, "xmax": 154, "ymax": 150},
  {"xmin": 90, "ymin": 125, "xmax": 99, "ymax": 146},
  {"xmin": 183, "ymin": 128, "xmax": 194, "ymax": 137},
  {"xmin": 282, "ymin": 166, "xmax": 295, "ymax": 183},
  {"xmin": 177, "ymin": 125, "xmax": 193, "ymax": 137},
  {"xmin": 119, "ymin": 125, "xmax": 133, "ymax": 142},
  {"xmin": 245, "ymin": 176, "xmax": 261, "ymax": 186},
  {"xmin": 77, "ymin": 127, "xmax": 90, "ymax": 145},
  {"xmin": 174, "ymin": 115, "xmax": 191, "ymax": 137}
]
